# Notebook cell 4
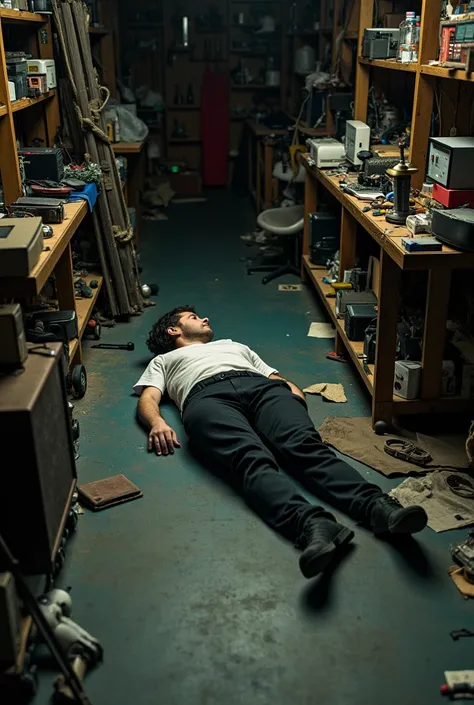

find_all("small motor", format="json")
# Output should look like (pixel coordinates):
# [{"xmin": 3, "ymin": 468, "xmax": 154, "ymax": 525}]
[{"xmin": 452, "ymin": 531, "xmax": 474, "ymax": 583}]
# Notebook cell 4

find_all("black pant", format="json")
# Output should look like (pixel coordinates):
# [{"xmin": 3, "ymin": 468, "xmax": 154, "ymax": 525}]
[{"xmin": 182, "ymin": 371, "xmax": 383, "ymax": 542}]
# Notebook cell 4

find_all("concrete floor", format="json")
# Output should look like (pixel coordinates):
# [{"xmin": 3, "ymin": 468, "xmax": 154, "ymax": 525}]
[{"xmin": 33, "ymin": 192, "xmax": 473, "ymax": 705}]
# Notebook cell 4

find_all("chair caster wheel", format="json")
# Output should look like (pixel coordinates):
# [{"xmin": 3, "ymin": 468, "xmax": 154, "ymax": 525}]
[
  {"xmin": 71, "ymin": 364, "xmax": 87, "ymax": 399},
  {"xmin": 374, "ymin": 420, "xmax": 392, "ymax": 436}
]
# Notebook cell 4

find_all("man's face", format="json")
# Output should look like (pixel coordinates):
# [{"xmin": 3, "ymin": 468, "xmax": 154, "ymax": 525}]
[{"xmin": 174, "ymin": 311, "xmax": 214, "ymax": 344}]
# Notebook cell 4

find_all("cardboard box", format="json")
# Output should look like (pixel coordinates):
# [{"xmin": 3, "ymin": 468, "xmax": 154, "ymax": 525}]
[{"xmin": 384, "ymin": 14, "xmax": 405, "ymax": 28}]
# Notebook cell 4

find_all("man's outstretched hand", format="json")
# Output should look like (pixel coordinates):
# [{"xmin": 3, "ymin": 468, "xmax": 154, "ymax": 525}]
[{"xmin": 148, "ymin": 419, "xmax": 181, "ymax": 456}]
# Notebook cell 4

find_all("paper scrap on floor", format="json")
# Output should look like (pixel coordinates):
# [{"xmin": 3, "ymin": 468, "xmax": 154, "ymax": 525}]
[
  {"xmin": 390, "ymin": 470, "xmax": 474, "ymax": 532},
  {"xmin": 304, "ymin": 383, "xmax": 347, "ymax": 403},
  {"xmin": 448, "ymin": 566, "xmax": 474, "ymax": 598},
  {"xmin": 279, "ymin": 284, "xmax": 302, "ymax": 291},
  {"xmin": 318, "ymin": 416, "xmax": 469, "ymax": 477},
  {"xmin": 307, "ymin": 322, "xmax": 335, "ymax": 338}
]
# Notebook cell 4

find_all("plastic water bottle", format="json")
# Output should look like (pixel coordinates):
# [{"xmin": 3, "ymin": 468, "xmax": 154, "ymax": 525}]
[{"xmin": 398, "ymin": 11, "xmax": 417, "ymax": 63}]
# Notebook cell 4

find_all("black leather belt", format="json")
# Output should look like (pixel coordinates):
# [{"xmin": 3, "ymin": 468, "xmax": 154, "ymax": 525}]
[{"xmin": 183, "ymin": 370, "xmax": 264, "ymax": 409}]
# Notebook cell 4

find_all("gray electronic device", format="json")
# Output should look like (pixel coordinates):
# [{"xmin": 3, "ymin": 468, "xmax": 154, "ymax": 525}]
[
  {"xmin": 0, "ymin": 304, "xmax": 27, "ymax": 370},
  {"xmin": 345, "ymin": 120, "xmax": 370, "ymax": 166},
  {"xmin": 0, "ymin": 217, "xmax": 44, "ymax": 277},
  {"xmin": 362, "ymin": 28, "xmax": 400, "ymax": 59},
  {"xmin": 393, "ymin": 361, "xmax": 422, "ymax": 400},
  {"xmin": 336, "ymin": 290, "xmax": 377, "ymax": 318},
  {"xmin": 427, "ymin": 136, "xmax": 474, "ymax": 189}
]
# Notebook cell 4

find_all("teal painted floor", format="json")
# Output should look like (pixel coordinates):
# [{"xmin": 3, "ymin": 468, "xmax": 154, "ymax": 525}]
[{"xmin": 33, "ymin": 192, "xmax": 472, "ymax": 705}]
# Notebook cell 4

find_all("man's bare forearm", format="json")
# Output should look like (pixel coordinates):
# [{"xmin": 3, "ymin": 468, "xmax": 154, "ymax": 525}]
[
  {"xmin": 270, "ymin": 373, "xmax": 305, "ymax": 401},
  {"xmin": 138, "ymin": 395, "xmax": 163, "ymax": 429}
]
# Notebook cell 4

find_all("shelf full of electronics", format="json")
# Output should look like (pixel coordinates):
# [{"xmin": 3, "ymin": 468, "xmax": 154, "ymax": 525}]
[{"xmin": 306, "ymin": 25, "xmax": 474, "ymax": 410}]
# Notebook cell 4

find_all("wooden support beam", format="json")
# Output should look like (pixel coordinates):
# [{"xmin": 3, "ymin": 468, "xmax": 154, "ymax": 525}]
[
  {"xmin": 410, "ymin": 72, "xmax": 435, "ymax": 189},
  {"xmin": 372, "ymin": 249, "xmax": 400, "ymax": 427},
  {"xmin": 338, "ymin": 209, "xmax": 357, "ymax": 279},
  {"xmin": 421, "ymin": 269, "xmax": 451, "ymax": 399},
  {"xmin": 354, "ymin": 0, "xmax": 374, "ymax": 122}
]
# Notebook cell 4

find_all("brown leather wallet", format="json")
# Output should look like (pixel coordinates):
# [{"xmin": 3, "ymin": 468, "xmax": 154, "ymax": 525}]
[{"xmin": 78, "ymin": 474, "xmax": 143, "ymax": 511}]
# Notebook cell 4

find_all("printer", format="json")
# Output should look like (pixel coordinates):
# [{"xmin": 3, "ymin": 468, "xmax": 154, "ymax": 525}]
[
  {"xmin": 306, "ymin": 138, "xmax": 346, "ymax": 168},
  {"xmin": 362, "ymin": 28, "xmax": 400, "ymax": 60},
  {"xmin": 0, "ymin": 217, "xmax": 44, "ymax": 277}
]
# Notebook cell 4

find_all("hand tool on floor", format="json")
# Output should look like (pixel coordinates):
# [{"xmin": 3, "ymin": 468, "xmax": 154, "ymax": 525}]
[
  {"xmin": 384, "ymin": 438, "xmax": 432, "ymax": 466},
  {"xmin": 450, "ymin": 629, "xmax": 474, "ymax": 641},
  {"xmin": 90, "ymin": 342, "xmax": 135, "ymax": 351}
]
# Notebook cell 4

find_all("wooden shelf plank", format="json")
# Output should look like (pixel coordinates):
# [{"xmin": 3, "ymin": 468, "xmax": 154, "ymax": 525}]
[
  {"xmin": 75, "ymin": 274, "xmax": 103, "ymax": 338},
  {"xmin": 0, "ymin": 103, "xmax": 7, "ymax": 117},
  {"xmin": 112, "ymin": 140, "xmax": 146, "ymax": 154},
  {"xmin": 11, "ymin": 90, "xmax": 56, "ymax": 113},
  {"xmin": 88, "ymin": 25, "xmax": 109, "ymax": 35},
  {"xmin": 0, "ymin": 200, "xmax": 88, "ymax": 298},
  {"xmin": 0, "ymin": 8, "xmax": 46, "ymax": 22},
  {"xmin": 69, "ymin": 337, "xmax": 80, "ymax": 361},
  {"xmin": 168, "ymin": 137, "xmax": 201, "ymax": 144},
  {"xmin": 358, "ymin": 57, "xmax": 418, "ymax": 72},
  {"xmin": 420, "ymin": 63, "xmax": 474, "ymax": 81}
]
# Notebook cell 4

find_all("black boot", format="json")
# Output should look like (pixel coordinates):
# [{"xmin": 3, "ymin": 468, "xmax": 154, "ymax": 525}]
[
  {"xmin": 370, "ymin": 495, "xmax": 427, "ymax": 536},
  {"xmin": 296, "ymin": 517, "xmax": 354, "ymax": 579}
]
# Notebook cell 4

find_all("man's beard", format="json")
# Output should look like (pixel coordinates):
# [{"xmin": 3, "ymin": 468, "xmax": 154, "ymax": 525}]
[{"xmin": 183, "ymin": 325, "xmax": 214, "ymax": 344}]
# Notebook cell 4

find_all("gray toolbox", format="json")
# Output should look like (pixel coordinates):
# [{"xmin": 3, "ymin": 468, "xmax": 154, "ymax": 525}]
[{"xmin": 336, "ymin": 289, "xmax": 377, "ymax": 319}]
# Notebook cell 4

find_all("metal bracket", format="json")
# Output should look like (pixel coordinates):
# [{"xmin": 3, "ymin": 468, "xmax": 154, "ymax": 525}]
[{"xmin": 40, "ymin": 28, "xmax": 48, "ymax": 44}]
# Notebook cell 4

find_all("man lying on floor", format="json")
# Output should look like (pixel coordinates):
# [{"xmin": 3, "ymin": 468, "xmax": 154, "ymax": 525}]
[{"xmin": 135, "ymin": 306, "xmax": 427, "ymax": 579}]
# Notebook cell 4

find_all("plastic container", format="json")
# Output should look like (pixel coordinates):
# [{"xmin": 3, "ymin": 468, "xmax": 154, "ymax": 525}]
[
  {"xmin": 295, "ymin": 45, "xmax": 316, "ymax": 75},
  {"xmin": 397, "ymin": 11, "xmax": 418, "ymax": 63}
]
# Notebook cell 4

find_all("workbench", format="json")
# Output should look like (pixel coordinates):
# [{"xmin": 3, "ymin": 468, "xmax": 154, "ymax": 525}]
[
  {"xmin": 112, "ymin": 139, "xmax": 147, "ymax": 244},
  {"xmin": 246, "ymin": 120, "xmax": 326, "ymax": 213},
  {"xmin": 301, "ymin": 154, "xmax": 474, "ymax": 427}
]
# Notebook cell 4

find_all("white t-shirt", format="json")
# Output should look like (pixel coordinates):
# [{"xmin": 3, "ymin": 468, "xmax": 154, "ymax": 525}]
[{"xmin": 134, "ymin": 339, "xmax": 277, "ymax": 410}]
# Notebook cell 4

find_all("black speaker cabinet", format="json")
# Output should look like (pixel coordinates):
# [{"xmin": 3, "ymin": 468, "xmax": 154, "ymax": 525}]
[{"xmin": 0, "ymin": 343, "xmax": 76, "ymax": 575}]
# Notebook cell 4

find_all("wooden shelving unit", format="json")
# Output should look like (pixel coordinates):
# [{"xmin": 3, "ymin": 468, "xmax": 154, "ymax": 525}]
[
  {"xmin": 76, "ymin": 273, "xmax": 104, "ymax": 336},
  {"xmin": 0, "ymin": 10, "xmax": 60, "ymax": 204},
  {"xmin": 301, "ymin": 155, "xmax": 474, "ymax": 426},
  {"xmin": 0, "ymin": 14, "xmax": 106, "ymax": 368},
  {"xmin": 287, "ymin": 0, "xmax": 360, "ymax": 133},
  {"xmin": 302, "ymin": 255, "xmax": 375, "ymax": 390},
  {"xmin": 358, "ymin": 57, "xmax": 418, "ymax": 72},
  {"xmin": 0, "ymin": 8, "xmax": 45, "ymax": 23},
  {"xmin": 353, "ymin": 0, "xmax": 474, "ymax": 189},
  {"xmin": 0, "ymin": 200, "xmax": 101, "ymax": 366}
]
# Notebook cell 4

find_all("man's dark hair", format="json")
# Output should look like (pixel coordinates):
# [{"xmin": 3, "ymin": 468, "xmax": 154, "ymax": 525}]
[{"xmin": 146, "ymin": 306, "xmax": 196, "ymax": 355}]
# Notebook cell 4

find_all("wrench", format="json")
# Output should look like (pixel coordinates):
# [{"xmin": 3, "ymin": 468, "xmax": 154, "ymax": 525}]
[{"xmin": 90, "ymin": 342, "xmax": 135, "ymax": 351}]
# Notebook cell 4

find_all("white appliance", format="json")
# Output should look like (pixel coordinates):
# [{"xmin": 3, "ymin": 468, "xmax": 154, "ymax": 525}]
[
  {"xmin": 27, "ymin": 59, "xmax": 56, "ymax": 90},
  {"xmin": 393, "ymin": 361, "xmax": 421, "ymax": 400},
  {"xmin": 306, "ymin": 138, "xmax": 346, "ymax": 168},
  {"xmin": 8, "ymin": 80, "xmax": 15, "ymax": 102},
  {"xmin": 345, "ymin": 120, "xmax": 370, "ymax": 166}
]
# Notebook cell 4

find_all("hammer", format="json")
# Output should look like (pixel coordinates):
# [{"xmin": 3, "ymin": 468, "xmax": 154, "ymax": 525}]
[{"xmin": 90, "ymin": 342, "xmax": 135, "ymax": 351}]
